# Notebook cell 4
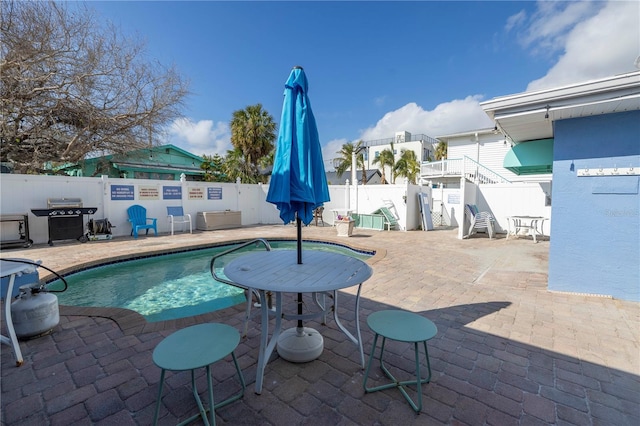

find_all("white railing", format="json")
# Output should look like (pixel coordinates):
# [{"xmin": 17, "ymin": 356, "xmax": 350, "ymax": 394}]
[
  {"xmin": 420, "ymin": 156, "xmax": 511, "ymax": 184},
  {"xmin": 420, "ymin": 158, "xmax": 463, "ymax": 177}
]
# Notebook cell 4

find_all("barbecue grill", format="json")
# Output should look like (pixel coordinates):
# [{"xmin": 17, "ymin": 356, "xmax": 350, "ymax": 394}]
[{"xmin": 31, "ymin": 198, "xmax": 97, "ymax": 246}]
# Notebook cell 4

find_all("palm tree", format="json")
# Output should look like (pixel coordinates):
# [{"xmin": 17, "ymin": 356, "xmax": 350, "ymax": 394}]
[
  {"xmin": 223, "ymin": 147, "xmax": 253, "ymax": 183},
  {"xmin": 434, "ymin": 141, "xmax": 447, "ymax": 160},
  {"xmin": 394, "ymin": 149, "xmax": 420, "ymax": 184},
  {"xmin": 229, "ymin": 104, "xmax": 277, "ymax": 182},
  {"xmin": 334, "ymin": 140, "xmax": 367, "ymax": 184},
  {"xmin": 372, "ymin": 148, "xmax": 395, "ymax": 184}
]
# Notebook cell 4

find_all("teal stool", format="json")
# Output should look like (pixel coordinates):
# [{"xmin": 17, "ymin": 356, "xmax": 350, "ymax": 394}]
[
  {"xmin": 363, "ymin": 310, "xmax": 437, "ymax": 413},
  {"xmin": 152, "ymin": 323, "xmax": 245, "ymax": 426}
]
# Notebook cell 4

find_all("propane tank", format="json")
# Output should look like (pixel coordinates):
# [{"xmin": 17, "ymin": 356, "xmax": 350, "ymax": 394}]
[{"xmin": 11, "ymin": 285, "xmax": 60, "ymax": 339}]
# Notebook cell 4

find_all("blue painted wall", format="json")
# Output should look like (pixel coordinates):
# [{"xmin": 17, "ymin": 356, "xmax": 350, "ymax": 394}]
[{"xmin": 549, "ymin": 110, "xmax": 640, "ymax": 301}]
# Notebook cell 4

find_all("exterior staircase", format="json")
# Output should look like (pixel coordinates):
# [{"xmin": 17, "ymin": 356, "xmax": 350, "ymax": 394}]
[{"xmin": 420, "ymin": 155, "xmax": 511, "ymax": 184}]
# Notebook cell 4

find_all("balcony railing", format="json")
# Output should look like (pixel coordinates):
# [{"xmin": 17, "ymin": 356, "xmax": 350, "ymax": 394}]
[
  {"xmin": 420, "ymin": 156, "xmax": 511, "ymax": 184},
  {"xmin": 364, "ymin": 134, "xmax": 438, "ymax": 147}
]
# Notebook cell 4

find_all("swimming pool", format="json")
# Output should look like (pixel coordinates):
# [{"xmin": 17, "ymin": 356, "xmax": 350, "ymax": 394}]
[{"xmin": 47, "ymin": 240, "xmax": 373, "ymax": 322}]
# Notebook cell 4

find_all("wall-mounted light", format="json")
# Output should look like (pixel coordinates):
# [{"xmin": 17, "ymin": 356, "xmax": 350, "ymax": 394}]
[{"xmin": 544, "ymin": 105, "xmax": 550, "ymax": 120}]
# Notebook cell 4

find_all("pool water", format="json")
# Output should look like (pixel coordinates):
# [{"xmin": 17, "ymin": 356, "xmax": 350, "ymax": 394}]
[{"xmin": 47, "ymin": 240, "xmax": 373, "ymax": 322}]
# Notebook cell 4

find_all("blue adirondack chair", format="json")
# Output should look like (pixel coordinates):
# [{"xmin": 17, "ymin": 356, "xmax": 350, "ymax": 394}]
[{"xmin": 127, "ymin": 205, "xmax": 158, "ymax": 238}]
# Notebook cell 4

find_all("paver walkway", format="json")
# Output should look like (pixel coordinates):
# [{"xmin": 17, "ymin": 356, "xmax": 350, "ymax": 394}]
[{"xmin": 2, "ymin": 225, "xmax": 639, "ymax": 425}]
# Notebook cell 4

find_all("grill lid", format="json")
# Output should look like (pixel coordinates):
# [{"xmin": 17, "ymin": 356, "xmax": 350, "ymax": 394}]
[{"xmin": 47, "ymin": 198, "xmax": 83, "ymax": 208}]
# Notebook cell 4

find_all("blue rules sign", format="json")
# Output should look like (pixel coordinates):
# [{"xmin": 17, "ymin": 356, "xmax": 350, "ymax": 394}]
[
  {"xmin": 163, "ymin": 186, "xmax": 182, "ymax": 200},
  {"xmin": 207, "ymin": 187, "xmax": 222, "ymax": 200},
  {"xmin": 111, "ymin": 185, "xmax": 134, "ymax": 200}
]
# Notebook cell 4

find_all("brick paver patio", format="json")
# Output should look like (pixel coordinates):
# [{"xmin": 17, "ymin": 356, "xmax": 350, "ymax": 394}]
[{"xmin": 2, "ymin": 225, "xmax": 639, "ymax": 425}]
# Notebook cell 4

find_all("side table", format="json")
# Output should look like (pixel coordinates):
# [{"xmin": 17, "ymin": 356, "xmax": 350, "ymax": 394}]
[
  {"xmin": 152, "ymin": 323, "xmax": 245, "ymax": 426},
  {"xmin": 363, "ymin": 310, "xmax": 438, "ymax": 413}
]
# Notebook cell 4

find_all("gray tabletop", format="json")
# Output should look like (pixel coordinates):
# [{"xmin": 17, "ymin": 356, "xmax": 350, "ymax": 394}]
[{"xmin": 224, "ymin": 250, "xmax": 372, "ymax": 293}]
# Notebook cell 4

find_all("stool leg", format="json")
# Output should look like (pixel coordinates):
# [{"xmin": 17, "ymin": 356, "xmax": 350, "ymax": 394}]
[
  {"xmin": 206, "ymin": 365, "xmax": 215, "ymax": 426},
  {"xmin": 184, "ymin": 369, "xmax": 211, "ymax": 426},
  {"xmin": 363, "ymin": 337, "xmax": 433, "ymax": 414},
  {"xmin": 214, "ymin": 352, "xmax": 246, "ymax": 410},
  {"xmin": 411, "ymin": 342, "xmax": 423, "ymax": 413},
  {"xmin": 153, "ymin": 369, "xmax": 166, "ymax": 426},
  {"xmin": 423, "ymin": 340, "xmax": 432, "ymax": 382},
  {"xmin": 363, "ymin": 333, "xmax": 380, "ymax": 391},
  {"xmin": 177, "ymin": 369, "xmax": 212, "ymax": 426}
]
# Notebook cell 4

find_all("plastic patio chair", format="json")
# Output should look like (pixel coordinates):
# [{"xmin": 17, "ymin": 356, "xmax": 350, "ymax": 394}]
[
  {"xmin": 464, "ymin": 204, "xmax": 495, "ymax": 239},
  {"xmin": 166, "ymin": 206, "xmax": 192, "ymax": 235},
  {"xmin": 127, "ymin": 205, "xmax": 158, "ymax": 238},
  {"xmin": 372, "ymin": 206, "xmax": 399, "ymax": 231}
]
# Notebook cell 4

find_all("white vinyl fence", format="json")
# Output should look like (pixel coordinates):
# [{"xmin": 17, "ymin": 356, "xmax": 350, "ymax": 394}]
[
  {"xmin": 0, "ymin": 174, "xmax": 551, "ymax": 245},
  {"xmin": 0, "ymin": 175, "xmax": 430, "ymax": 244}
]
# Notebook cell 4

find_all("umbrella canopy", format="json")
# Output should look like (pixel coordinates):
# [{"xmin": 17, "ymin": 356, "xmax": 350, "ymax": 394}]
[{"xmin": 267, "ymin": 66, "xmax": 330, "ymax": 226}]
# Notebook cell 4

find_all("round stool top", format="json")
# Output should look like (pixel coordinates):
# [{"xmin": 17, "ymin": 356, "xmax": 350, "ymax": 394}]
[
  {"xmin": 153, "ymin": 323, "xmax": 240, "ymax": 371},
  {"xmin": 367, "ymin": 310, "xmax": 437, "ymax": 343}
]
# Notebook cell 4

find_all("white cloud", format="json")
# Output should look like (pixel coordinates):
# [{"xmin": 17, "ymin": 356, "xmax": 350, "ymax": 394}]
[
  {"xmin": 517, "ymin": 0, "xmax": 639, "ymax": 91},
  {"xmin": 353, "ymin": 0, "xmax": 639, "ymax": 156},
  {"xmin": 164, "ymin": 117, "xmax": 232, "ymax": 157},
  {"xmin": 505, "ymin": 9, "xmax": 526, "ymax": 33},
  {"xmin": 358, "ymin": 97, "xmax": 494, "ymax": 142},
  {"xmin": 515, "ymin": 1, "xmax": 600, "ymax": 56},
  {"xmin": 373, "ymin": 96, "xmax": 387, "ymax": 107}
]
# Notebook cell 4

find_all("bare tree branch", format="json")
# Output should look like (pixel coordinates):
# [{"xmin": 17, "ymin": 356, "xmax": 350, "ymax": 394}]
[{"xmin": 0, "ymin": 0, "xmax": 190, "ymax": 173}]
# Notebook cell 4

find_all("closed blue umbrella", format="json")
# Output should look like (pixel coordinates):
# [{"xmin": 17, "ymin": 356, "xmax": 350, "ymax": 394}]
[
  {"xmin": 267, "ymin": 66, "xmax": 330, "ymax": 263},
  {"xmin": 267, "ymin": 66, "xmax": 330, "ymax": 362}
]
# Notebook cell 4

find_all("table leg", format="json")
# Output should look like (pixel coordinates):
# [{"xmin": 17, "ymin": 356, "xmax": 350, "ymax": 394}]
[
  {"xmin": 255, "ymin": 290, "xmax": 283, "ymax": 394},
  {"xmin": 332, "ymin": 284, "xmax": 365, "ymax": 368},
  {"xmin": 532, "ymin": 219, "xmax": 545, "ymax": 243},
  {"xmin": 1, "ymin": 273, "xmax": 23, "ymax": 366}
]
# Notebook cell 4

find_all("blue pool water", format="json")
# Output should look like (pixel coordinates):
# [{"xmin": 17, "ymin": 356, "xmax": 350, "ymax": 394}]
[{"xmin": 47, "ymin": 240, "xmax": 373, "ymax": 322}]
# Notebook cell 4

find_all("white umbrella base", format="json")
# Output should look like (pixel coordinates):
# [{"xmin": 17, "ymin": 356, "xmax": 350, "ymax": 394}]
[{"xmin": 277, "ymin": 327, "xmax": 324, "ymax": 363}]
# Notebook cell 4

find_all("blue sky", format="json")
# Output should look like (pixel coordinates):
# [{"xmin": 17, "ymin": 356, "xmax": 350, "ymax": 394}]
[{"xmin": 88, "ymin": 1, "xmax": 639, "ymax": 169}]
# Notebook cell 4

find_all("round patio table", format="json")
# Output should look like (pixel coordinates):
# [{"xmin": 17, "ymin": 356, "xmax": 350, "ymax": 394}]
[{"xmin": 224, "ymin": 249, "xmax": 373, "ymax": 394}]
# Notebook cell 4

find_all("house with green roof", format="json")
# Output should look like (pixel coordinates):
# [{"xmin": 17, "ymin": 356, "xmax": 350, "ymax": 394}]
[{"xmin": 62, "ymin": 144, "xmax": 206, "ymax": 180}]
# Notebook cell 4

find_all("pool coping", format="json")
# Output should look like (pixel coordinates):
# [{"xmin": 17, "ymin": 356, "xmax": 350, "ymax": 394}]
[{"xmin": 51, "ymin": 237, "xmax": 385, "ymax": 335}]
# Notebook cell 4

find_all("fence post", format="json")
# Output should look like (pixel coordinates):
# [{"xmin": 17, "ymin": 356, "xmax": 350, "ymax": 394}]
[
  {"xmin": 345, "ymin": 179, "xmax": 350, "ymax": 211},
  {"xmin": 458, "ymin": 166, "xmax": 466, "ymax": 239},
  {"xmin": 101, "ymin": 175, "xmax": 110, "ymax": 224}
]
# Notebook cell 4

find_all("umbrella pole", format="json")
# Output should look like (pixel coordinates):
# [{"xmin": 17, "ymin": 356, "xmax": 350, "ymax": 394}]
[
  {"xmin": 277, "ymin": 213, "xmax": 323, "ymax": 363},
  {"xmin": 296, "ymin": 217, "xmax": 303, "ymax": 330},
  {"xmin": 297, "ymin": 217, "xmax": 302, "ymax": 265}
]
